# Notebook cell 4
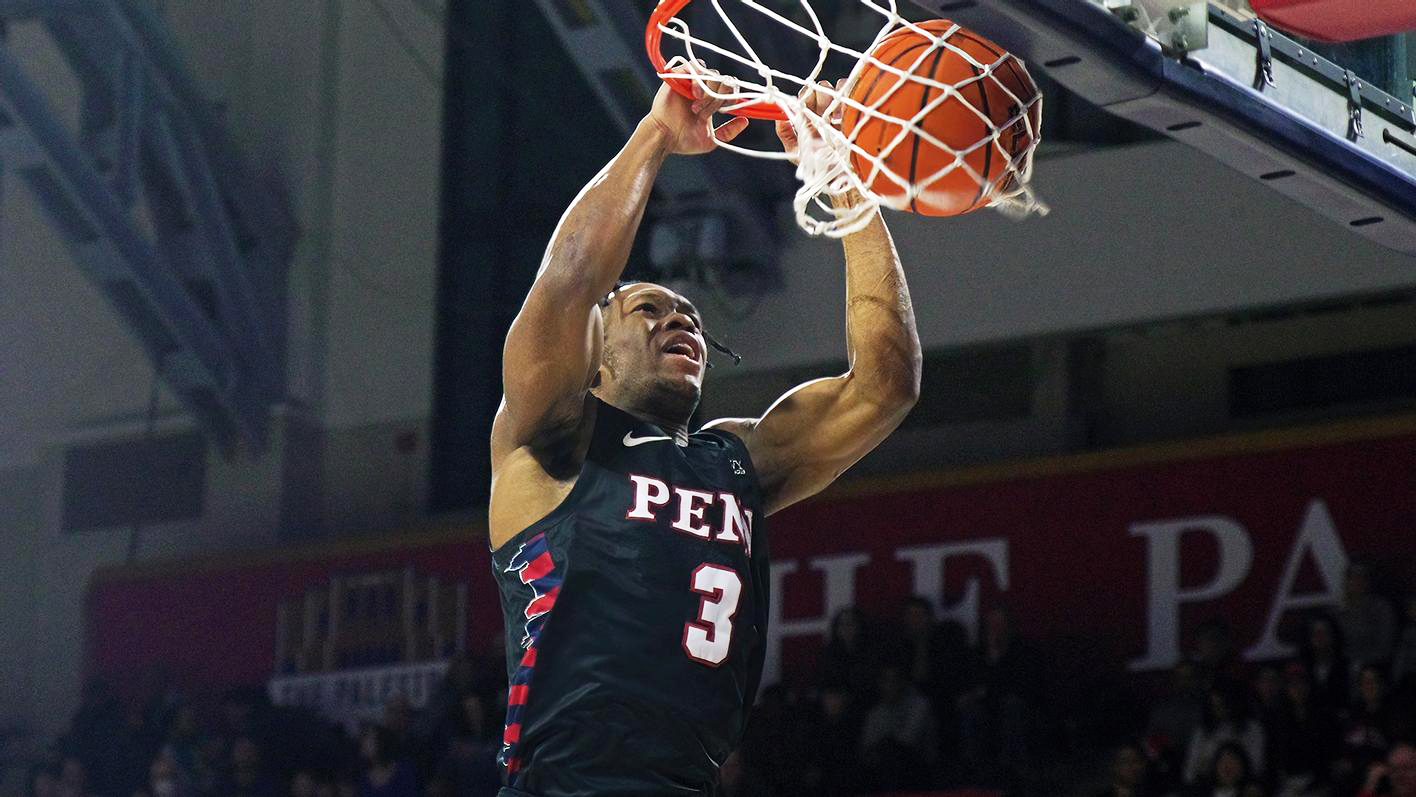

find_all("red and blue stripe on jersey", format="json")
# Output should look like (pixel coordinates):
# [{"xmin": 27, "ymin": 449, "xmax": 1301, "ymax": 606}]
[{"xmin": 499, "ymin": 531, "xmax": 562, "ymax": 778}]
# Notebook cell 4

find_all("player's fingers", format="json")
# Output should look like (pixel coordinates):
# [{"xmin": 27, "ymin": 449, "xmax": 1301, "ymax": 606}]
[
  {"xmin": 703, "ymin": 74, "xmax": 740, "ymax": 116},
  {"xmin": 817, "ymin": 79, "xmax": 832, "ymax": 103},
  {"xmin": 714, "ymin": 116, "xmax": 750, "ymax": 144},
  {"xmin": 691, "ymin": 68, "xmax": 727, "ymax": 114}
]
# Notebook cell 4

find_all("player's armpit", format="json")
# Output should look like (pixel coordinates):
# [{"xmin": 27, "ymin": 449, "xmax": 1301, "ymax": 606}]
[{"xmin": 706, "ymin": 369, "xmax": 917, "ymax": 516}]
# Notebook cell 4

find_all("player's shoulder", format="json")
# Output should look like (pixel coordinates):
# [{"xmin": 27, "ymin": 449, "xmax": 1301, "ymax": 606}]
[
  {"xmin": 698, "ymin": 417, "xmax": 762, "ymax": 461},
  {"xmin": 699, "ymin": 416, "xmax": 757, "ymax": 438}
]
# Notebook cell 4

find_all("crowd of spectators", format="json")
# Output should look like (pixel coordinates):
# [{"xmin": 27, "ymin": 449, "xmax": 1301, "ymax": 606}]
[
  {"xmin": 1096, "ymin": 562, "xmax": 1416, "ymax": 797},
  {"xmin": 18, "ymin": 563, "xmax": 1416, "ymax": 797},
  {"xmin": 22, "ymin": 656, "xmax": 505, "ymax": 797}
]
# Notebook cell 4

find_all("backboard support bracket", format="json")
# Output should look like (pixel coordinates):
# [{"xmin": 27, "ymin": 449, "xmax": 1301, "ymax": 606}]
[{"xmin": 910, "ymin": 0, "xmax": 1416, "ymax": 255}]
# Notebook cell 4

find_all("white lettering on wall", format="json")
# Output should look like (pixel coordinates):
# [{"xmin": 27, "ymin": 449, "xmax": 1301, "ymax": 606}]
[
  {"xmin": 895, "ymin": 540, "xmax": 1010, "ymax": 644},
  {"xmin": 763, "ymin": 553, "xmax": 869, "ymax": 687},
  {"xmin": 1244, "ymin": 498, "xmax": 1348, "ymax": 661},
  {"xmin": 1129, "ymin": 515, "xmax": 1254, "ymax": 671}
]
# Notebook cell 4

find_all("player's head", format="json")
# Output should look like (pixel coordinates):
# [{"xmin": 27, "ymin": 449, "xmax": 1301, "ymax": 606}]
[{"xmin": 594, "ymin": 281, "xmax": 734, "ymax": 421}]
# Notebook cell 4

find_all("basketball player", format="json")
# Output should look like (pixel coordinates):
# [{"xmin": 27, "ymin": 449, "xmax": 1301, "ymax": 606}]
[{"xmin": 488, "ymin": 67, "xmax": 921, "ymax": 796}]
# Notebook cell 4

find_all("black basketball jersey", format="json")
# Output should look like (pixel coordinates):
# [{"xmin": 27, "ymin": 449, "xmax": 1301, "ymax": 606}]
[{"xmin": 490, "ymin": 397, "xmax": 770, "ymax": 797}]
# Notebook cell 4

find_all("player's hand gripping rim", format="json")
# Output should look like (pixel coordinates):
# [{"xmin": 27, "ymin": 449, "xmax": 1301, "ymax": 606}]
[
  {"xmin": 774, "ymin": 79, "xmax": 846, "ymax": 167},
  {"xmin": 649, "ymin": 62, "xmax": 750, "ymax": 156}
]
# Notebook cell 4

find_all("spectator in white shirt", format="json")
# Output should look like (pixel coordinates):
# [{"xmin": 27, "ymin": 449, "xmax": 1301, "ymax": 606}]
[{"xmin": 1184, "ymin": 681, "xmax": 1266, "ymax": 785}]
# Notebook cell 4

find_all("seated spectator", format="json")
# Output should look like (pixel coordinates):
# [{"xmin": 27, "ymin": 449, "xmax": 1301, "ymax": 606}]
[
  {"xmin": 29, "ymin": 763, "xmax": 59, "ymax": 797},
  {"xmin": 1185, "ymin": 742, "xmax": 1265, "ymax": 797},
  {"xmin": 57, "ymin": 755, "xmax": 91, "ymax": 797},
  {"xmin": 805, "ymin": 684, "xmax": 864, "ymax": 797},
  {"xmin": 818, "ymin": 607, "xmax": 879, "ymax": 705},
  {"xmin": 1343, "ymin": 665, "xmax": 1397, "ymax": 781},
  {"xmin": 1148, "ymin": 661, "xmax": 1206, "ymax": 768},
  {"xmin": 289, "ymin": 769, "xmax": 319, "ymax": 797},
  {"xmin": 1357, "ymin": 743, "xmax": 1416, "ymax": 797},
  {"xmin": 1255, "ymin": 665, "xmax": 1285, "ymax": 726},
  {"xmin": 897, "ymin": 597, "xmax": 972, "ymax": 747},
  {"xmin": 146, "ymin": 748, "xmax": 191, "ymax": 797},
  {"xmin": 1093, "ymin": 742, "xmax": 1154, "ymax": 797},
  {"xmin": 161, "ymin": 703, "xmax": 206, "ymax": 781},
  {"xmin": 223, "ymin": 737, "xmax": 278, "ymax": 797},
  {"xmin": 357, "ymin": 725, "xmax": 417, "ymax": 797},
  {"xmin": 1393, "ymin": 595, "xmax": 1416, "ymax": 690},
  {"xmin": 420, "ymin": 655, "xmax": 476, "ymax": 740},
  {"xmin": 1192, "ymin": 618, "xmax": 1243, "ymax": 686},
  {"xmin": 1269, "ymin": 662, "xmax": 1340, "ymax": 797},
  {"xmin": 433, "ymin": 693, "xmax": 499, "ymax": 797},
  {"xmin": 1255, "ymin": 664, "xmax": 1285, "ymax": 777},
  {"xmin": 1301, "ymin": 615, "xmax": 1350, "ymax": 716},
  {"xmin": 1339, "ymin": 563, "xmax": 1396, "ymax": 671},
  {"xmin": 218, "ymin": 688, "xmax": 265, "ymax": 746},
  {"xmin": 1183, "ymin": 681, "xmax": 1266, "ymax": 785},
  {"xmin": 899, "ymin": 597, "xmax": 948, "ymax": 693},
  {"xmin": 958, "ymin": 604, "xmax": 1041, "ymax": 785},
  {"xmin": 860, "ymin": 663, "xmax": 939, "ymax": 791}
]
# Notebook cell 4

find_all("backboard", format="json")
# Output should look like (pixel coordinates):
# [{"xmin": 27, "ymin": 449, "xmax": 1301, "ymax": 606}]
[{"xmin": 908, "ymin": 0, "xmax": 1416, "ymax": 254}]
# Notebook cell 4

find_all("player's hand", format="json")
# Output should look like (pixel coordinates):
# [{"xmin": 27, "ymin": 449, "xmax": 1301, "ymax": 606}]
[
  {"xmin": 649, "ymin": 63, "xmax": 750, "ymax": 156},
  {"xmin": 775, "ymin": 79, "xmax": 846, "ymax": 165}
]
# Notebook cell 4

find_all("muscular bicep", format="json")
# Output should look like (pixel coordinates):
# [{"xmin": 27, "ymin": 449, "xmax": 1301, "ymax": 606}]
[
  {"xmin": 500, "ymin": 278, "xmax": 603, "ymax": 449},
  {"xmin": 709, "ymin": 371, "xmax": 915, "ymax": 515}
]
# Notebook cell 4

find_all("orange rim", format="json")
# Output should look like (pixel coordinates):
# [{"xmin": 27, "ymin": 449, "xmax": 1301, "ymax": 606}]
[{"xmin": 646, "ymin": 0, "xmax": 788, "ymax": 121}]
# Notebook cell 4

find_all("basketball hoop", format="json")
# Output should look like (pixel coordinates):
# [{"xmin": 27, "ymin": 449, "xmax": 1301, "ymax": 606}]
[{"xmin": 645, "ymin": 0, "xmax": 1047, "ymax": 237}]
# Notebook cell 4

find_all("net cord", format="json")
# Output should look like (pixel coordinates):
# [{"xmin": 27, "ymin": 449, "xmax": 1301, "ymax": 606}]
[{"xmin": 652, "ymin": 0, "xmax": 1047, "ymax": 237}]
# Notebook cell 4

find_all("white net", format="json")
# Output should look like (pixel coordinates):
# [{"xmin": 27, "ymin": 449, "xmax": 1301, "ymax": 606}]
[{"xmin": 650, "ymin": 0, "xmax": 1048, "ymax": 237}]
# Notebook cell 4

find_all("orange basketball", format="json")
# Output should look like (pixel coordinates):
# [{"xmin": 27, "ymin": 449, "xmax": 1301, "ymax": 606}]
[{"xmin": 840, "ymin": 20, "xmax": 1041, "ymax": 217}]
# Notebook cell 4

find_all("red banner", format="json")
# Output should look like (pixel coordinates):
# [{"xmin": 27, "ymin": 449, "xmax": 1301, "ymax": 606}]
[{"xmin": 87, "ymin": 418, "xmax": 1416, "ymax": 702}]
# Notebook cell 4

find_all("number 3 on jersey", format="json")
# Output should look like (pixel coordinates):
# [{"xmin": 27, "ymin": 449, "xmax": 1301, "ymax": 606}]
[{"xmin": 683, "ymin": 564, "xmax": 742, "ymax": 666}]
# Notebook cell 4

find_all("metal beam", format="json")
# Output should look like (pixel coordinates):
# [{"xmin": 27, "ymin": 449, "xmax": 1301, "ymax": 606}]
[
  {"xmin": 0, "ymin": 0, "xmax": 87, "ymax": 20},
  {"xmin": 86, "ymin": 0, "xmax": 291, "ymax": 396},
  {"xmin": 0, "ymin": 1, "xmax": 299, "ymax": 452},
  {"xmin": 0, "ymin": 39, "xmax": 261, "ymax": 450}
]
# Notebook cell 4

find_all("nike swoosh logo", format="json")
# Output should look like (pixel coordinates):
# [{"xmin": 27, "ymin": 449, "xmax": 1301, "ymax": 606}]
[{"xmin": 623, "ymin": 432, "xmax": 673, "ymax": 447}]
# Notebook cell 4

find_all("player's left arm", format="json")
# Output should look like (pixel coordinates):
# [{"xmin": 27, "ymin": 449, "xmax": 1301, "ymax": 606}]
[{"xmin": 707, "ymin": 192, "xmax": 921, "ymax": 515}]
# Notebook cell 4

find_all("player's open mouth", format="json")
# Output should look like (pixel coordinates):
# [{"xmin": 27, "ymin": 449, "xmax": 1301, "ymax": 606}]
[{"xmin": 660, "ymin": 333, "xmax": 702, "ymax": 364}]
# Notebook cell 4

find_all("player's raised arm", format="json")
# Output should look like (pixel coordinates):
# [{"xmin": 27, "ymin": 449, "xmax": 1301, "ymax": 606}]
[
  {"xmin": 497, "ymin": 67, "xmax": 749, "ymax": 450},
  {"xmin": 708, "ymin": 83, "xmax": 922, "ymax": 515}
]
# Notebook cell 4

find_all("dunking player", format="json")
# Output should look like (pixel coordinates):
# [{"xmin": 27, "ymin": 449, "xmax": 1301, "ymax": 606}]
[{"xmin": 488, "ymin": 66, "xmax": 921, "ymax": 796}]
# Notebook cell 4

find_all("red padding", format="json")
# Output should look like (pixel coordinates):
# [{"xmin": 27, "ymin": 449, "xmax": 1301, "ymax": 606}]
[{"xmin": 1250, "ymin": 0, "xmax": 1416, "ymax": 43}]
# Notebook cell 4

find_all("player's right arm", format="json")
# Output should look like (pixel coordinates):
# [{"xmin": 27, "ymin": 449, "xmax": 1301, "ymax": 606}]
[{"xmin": 497, "ymin": 68, "xmax": 748, "ymax": 451}]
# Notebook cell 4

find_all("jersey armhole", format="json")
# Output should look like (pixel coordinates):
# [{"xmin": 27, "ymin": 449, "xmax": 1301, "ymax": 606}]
[{"xmin": 489, "ymin": 464, "xmax": 595, "ymax": 556}]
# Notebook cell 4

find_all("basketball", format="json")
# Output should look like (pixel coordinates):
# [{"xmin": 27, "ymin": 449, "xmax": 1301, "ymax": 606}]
[{"xmin": 840, "ymin": 19, "xmax": 1042, "ymax": 217}]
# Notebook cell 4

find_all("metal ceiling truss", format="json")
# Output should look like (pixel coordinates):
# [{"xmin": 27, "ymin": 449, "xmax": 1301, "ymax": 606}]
[
  {"xmin": 0, "ymin": 0, "xmax": 296, "ymax": 453},
  {"xmin": 528, "ymin": 0, "xmax": 778, "ymax": 280}
]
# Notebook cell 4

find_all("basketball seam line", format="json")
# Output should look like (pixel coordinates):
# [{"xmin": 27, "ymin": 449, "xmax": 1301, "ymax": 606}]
[
  {"xmin": 909, "ymin": 44, "xmax": 952, "ymax": 214},
  {"xmin": 858, "ymin": 40, "xmax": 933, "ymax": 186},
  {"xmin": 969, "ymin": 60, "xmax": 992, "ymax": 211}
]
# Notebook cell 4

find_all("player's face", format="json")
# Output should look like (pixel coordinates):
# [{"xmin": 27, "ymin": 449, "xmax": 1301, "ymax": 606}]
[{"xmin": 602, "ymin": 284, "xmax": 707, "ymax": 414}]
